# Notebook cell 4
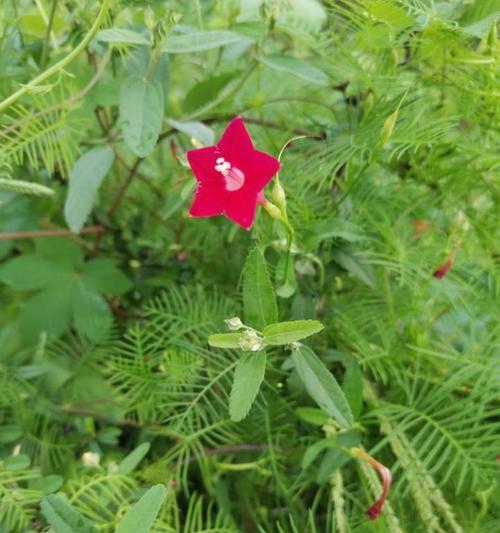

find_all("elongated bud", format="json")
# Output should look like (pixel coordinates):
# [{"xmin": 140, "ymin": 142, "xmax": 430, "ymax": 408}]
[
  {"xmin": 380, "ymin": 91, "xmax": 407, "ymax": 147},
  {"xmin": 351, "ymin": 448, "xmax": 392, "ymax": 521},
  {"xmin": 225, "ymin": 317, "xmax": 244, "ymax": 331},
  {"xmin": 380, "ymin": 110, "xmax": 399, "ymax": 146},
  {"xmin": 272, "ymin": 179, "xmax": 286, "ymax": 208},
  {"xmin": 263, "ymin": 200, "xmax": 284, "ymax": 222}
]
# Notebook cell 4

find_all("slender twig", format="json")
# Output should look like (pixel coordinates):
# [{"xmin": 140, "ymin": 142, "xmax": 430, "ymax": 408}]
[
  {"xmin": 107, "ymin": 157, "xmax": 143, "ymax": 217},
  {"xmin": 0, "ymin": 225, "xmax": 105, "ymax": 240},
  {"xmin": 106, "ymin": 128, "xmax": 176, "ymax": 216},
  {"xmin": 40, "ymin": 0, "xmax": 58, "ymax": 67},
  {"xmin": 0, "ymin": 0, "xmax": 110, "ymax": 113}
]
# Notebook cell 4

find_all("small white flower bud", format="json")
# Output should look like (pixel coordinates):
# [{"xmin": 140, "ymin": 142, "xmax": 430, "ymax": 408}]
[{"xmin": 225, "ymin": 317, "xmax": 244, "ymax": 330}]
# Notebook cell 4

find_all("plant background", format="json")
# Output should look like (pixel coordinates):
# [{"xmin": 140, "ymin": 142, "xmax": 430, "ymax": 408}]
[{"xmin": 0, "ymin": 0, "xmax": 499, "ymax": 532}]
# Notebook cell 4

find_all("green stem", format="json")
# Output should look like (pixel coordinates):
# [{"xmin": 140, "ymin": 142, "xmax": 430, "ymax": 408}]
[
  {"xmin": 40, "ymin": 0, "xmax": 58, "ymax": 67},
  {"xmin": 0, "ymin": 0, "xmax": 110, "ymax": 114}
]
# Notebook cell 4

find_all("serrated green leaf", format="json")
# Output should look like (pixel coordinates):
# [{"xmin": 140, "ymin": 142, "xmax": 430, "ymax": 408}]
[
  {"xmin": 20, "ymin": 282, "xmax": 73, "ymax": 343},
  {"xmin": 163, "ymin": 30, "xmax": 249, "ymax": 53},
  {"xmin": 262, "ymin": 320, "xmax": 323, "ymax": 346},
  {"xmin": 243, "ymin": 247, "xmax": 277, "ymax": 330},
  {"xmin": 118, "ymin": 442, "xmax": 150, "ymax": 475},
  {"xmin": 259, "ymin": 54, "xmax": 328, "ymax": 86},
  {"xmin": 82, "ymin": 258, "xmax": 131, "ymax": 295},
  {"xmin": 119, "ymin": 76, "xmax": 164, "ymax": 157},
  {"xmin": 64, "ymin": 147, "xmax": 115, "ymax": 233},
  {"xmin": 0, "ymin": 255, "xmax": 64, "ymax": 290},
  {"xmin": 292, "ymin": 345, "xmax": 353, "ymax": 428},
  {"xmin": 72, "ymin": 281, "xmax": 112, "ymax": 341},
  {"xmin": 41, "ymin": 494, "xmax": 98, "ymax": 533},
  {"xmin": 230, "ymin": 351, "xmax": 266, "ymax": 421},
  {"xmin": 115, "ymin": 484, "xmax": 166, "ymax": 533},
  {"xmin": 208, "ymin": 333, "xmax": 244, "ymax": 349}
]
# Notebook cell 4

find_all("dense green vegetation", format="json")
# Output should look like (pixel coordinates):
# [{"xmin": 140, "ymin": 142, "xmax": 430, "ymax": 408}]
[{"xmin": 0, "ymin": 1, "xmax": 499, "ymax": 531}]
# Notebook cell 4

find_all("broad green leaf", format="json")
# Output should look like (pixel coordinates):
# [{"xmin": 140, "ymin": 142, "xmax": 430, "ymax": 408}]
[
  {"xmin": 4, "ymin": 454, "xmax": 30, "ymax": 471},
  {"xmin": 20, "ymin": 282, "xmax": 73, "ymax": 343},
  {"xmin": 230, "ymin": 351, "xmax": 266, "ymax": 421},
  {"xmin": 41, "ymin": 494, "xmax": 98, "ymax": 533},
  {"xmin": 258, "ymin": 54, "xmax": 328, "ymax": 86},
  {"xmin": 263, "ymin": 320, "xmax": 323, "ymax": 346},
  {"xmin": 31, "ymin": 475, "xmax": 63, "ymax": 495},
  {"xmin": 95, "ymin": 28, "xmax": 151, "ymax": 45},
  {"xmin": 64, "ymin": 147, "xmax": 115, "ymax": 233},
  {"xmin": 342, "ymin": 359, "xmax": 363, "ymax": 419},
  {"xmin": 118, "ymin": 442, "xmax": 150, "ymax": 475},
  {"xmin": 115, "ymin": 484, "xmax": 166, "ymax": 533},
  {"xmin": 82, "ymin": 258, "xmax": 131, "ymax": 295},
  {"xmin": 166, "ymin": 119, "xmax": 214, "ymax": 146},
  {"xmin": 243, "ymin": 247, "xmax": 278, "ymax": 330},
  {"xmin": 72, "ymin": 282, "xmax": 112, "ymax": 341},
  {"xmin": 36, "ymin": 239, "xmax": 84, "ymax": 269},
  {"xmin": 163, "ymin": 30, "xmax": 249, "ymax": 53},
  {"xmin": 208, "ymin": 333, "xmax": 244, "ymax": 349},
  {"xmin": 292, "ymin": 345, "xmax": 353, "ymax": 428},
  {"xmin": 119, "ymin": 76, "xmax": 164, "ymax": 157},
  {"xmin": 0, "ymin": 255, "xmax": 64, "ymax": 291}
]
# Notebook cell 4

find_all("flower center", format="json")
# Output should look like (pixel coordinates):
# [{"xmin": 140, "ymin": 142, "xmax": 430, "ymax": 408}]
[{"xmin": 214, "ymin": 157, "xmax": 245, "ymax": 191}]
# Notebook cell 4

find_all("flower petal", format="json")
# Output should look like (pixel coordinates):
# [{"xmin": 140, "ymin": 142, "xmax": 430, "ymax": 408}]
[
  {"xmin": 187, "ymin": 146, "xmax": 224, "ymax": 184},
  {"xmin": 217, "ymin": 117, "xmax": 254, "ymax": 169},
  {"xmin": 189, "ymin": 183, "xmax": 228, "ymax": 217},
  {"xmin": 224, "ymin": 188, "xmax": 258, "ymax": 230},
  {"xmin": 248, "ymin": 149, "xmax": 281, "ymax": 191}
]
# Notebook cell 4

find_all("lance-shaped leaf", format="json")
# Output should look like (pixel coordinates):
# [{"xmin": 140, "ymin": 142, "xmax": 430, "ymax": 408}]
[
  {"xmin": 64, "ymin": 147, "xmax": 114, "ymax": 233},
  {"xmin": 243, "ymin": 247, "xmax": 277, "ymax": 330},
  {"xmin": 119, "ymin": 76, "xmax": 164, "ymax": 157},
  {"xmin": 230, "ymin": 351, "xmax": 267, "ymax": 421},
  {"xmin": 262, "ymin": 320, "xmax": 323, "ymax": 346},
  {"xmin": 115, "ymin": 484, "xmax": 166, "ymax": 533},
  {"xmin": 292, "ymin": 345, "xmax": 353, "ymax": 428}
]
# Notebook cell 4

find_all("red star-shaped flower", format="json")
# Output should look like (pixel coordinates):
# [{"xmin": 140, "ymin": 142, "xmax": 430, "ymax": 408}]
[{"xmin": 186, "ymin": 117, "xmax": 281, "ymax": 229}]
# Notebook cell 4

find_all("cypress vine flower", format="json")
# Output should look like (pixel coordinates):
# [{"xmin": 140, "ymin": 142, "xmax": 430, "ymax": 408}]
[
  {"xmin": 351, "ymin": 448, "xmax": 392, "ymax": 521},
  {"xmin": 186, "ymin": 117, "xmax": 281, "ymax": 229},
  {"xmin": 433, "ymin": 241, "xmax": 461, "ymax": 279}
]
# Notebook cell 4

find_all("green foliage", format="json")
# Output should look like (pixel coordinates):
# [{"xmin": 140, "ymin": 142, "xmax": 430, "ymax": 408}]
[
  {"xmin": 229, "ymin": 351, "xmax": 267, "ymax": 421},
  {"xmin": 64, "ymin": 147, "xmax": 115, "ymax": 233},
  {"xmin": 242, "ymin": 247, "xmax": 278, "ymax": 330},
  {"xmin": 0, "ymin": 0, "xmax": 499, "ymax": 531}
]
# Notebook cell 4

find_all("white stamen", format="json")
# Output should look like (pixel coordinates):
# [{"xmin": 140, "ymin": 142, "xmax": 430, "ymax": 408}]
[{"xmin": 214, "ymin": 157, "xmax": 245, "ymax": 191}]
